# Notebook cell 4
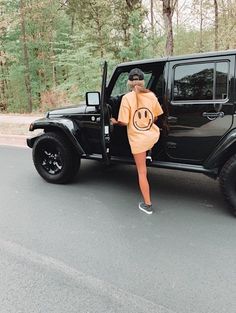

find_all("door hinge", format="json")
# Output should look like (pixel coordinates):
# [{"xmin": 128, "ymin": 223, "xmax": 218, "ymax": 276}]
[{"xmin": 166, "ymin": 142, "xmax": 177, "ymax": 149}]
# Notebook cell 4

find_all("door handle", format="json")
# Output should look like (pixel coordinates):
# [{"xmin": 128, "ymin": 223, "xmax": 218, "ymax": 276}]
[
  {"xmin": 202, "ymin": 112, "xmax": 224, "ymax": 118},
  {"xmin": 167, "ymin": 116, "xmax": 178, "ymax": 123}
]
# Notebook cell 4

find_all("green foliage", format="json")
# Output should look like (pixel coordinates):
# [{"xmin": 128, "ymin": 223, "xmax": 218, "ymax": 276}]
[
  {"xmin": 119, "ymin": 9, "xmax": 148, "ymax": 61},
  {"xmin": 55, "ymin": 37, "xmax": 102, "ymax": 101},
  {"xmin": 7, "ymin": 65, "xmax": 30, "ymax": 112},
  {"xmin": 174, "ymin": 27, "xmax": 200, "ymax": 55},
  {"xmin": 0, "ymin": 0, "xmax": 235, "ymax": 112}
]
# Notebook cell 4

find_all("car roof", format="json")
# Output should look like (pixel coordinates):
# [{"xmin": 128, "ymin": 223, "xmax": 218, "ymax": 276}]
[{"xmin": 116, "ymin": 49, "xmax": 236, "ymax": 68}]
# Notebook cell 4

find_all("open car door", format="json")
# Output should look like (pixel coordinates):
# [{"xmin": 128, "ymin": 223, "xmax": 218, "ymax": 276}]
[{"xmin": 100, "ymin": 61, "xmax": 111, "ymax": 164}]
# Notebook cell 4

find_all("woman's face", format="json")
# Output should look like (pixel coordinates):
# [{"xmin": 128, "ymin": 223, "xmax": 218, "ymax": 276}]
[{"xmin": 128, "ymin": 79, "xmax": 145, "ymax": 90}]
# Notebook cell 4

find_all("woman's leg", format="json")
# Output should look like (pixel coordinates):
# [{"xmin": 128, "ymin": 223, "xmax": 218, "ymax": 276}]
[{"xmin": 133, "ymin": 152, "xmax": 151, "ymax": 205}]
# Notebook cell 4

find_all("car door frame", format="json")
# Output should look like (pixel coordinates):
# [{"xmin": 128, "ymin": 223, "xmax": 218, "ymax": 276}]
[{"xmin": 100, "ymin": 61, "xmax": 111, "ymax": 164}]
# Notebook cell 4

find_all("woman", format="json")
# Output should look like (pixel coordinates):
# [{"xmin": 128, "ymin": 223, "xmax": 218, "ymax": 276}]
[{"xmin": 111, "ymin": 68, "xmax": 163, "ymax": 214}]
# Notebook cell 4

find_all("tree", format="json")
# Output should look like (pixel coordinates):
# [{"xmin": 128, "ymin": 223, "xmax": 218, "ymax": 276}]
[
  {"xmin": 119, "ymin": 9, "xmax": 149, "ymax": 61},
  {"xmin": 218, "ymin": 0, "xmax": 236, "ymax": 49},
  {"xmin": 1, "ymin": 0, "xmax": 236, "ymax": 113},
  {"xmin": 192, "ymin": 0, "xmax": 214, "ymax": 52},
  {"xmin": 214, "ymin": 0, "xmax": 219, "ymax": 50},
  {"xmin": 161, "ymin": 0, "xmax": 177, "ymax": 56},
  {"xmin": 19, "ymin": 0, "xmax": 33, "ymax": 112}
]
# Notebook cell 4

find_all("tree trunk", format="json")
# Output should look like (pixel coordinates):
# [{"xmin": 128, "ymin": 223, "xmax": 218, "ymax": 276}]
[
  {"xmin": 176, "ymin": 0, "xmax": 179, "ymax": 30},
  {"xmin": 226, "ymin": 0, "xmax": 234, "ymax": 48},
  {"xmin": 150, "ymin": 0, "xmax": 156, "ymax": 55},
  {"xmin": 199, "ymin": 0, "xmax": 203, "ymax": 52},
  {"xmin": 96, "ymin": 18, "xmax": 104, "ymax": 59},
  {"xmin": 150, "ymin": 0, "xmax": 154, "ymax": 34},
  {"xmin": 19, "ymin": 0, "xmax": 33, "ymax": 113},
  {"xmin": 162, "ymin": 0, "xmax": 175, "ymax": 56},
  {"xmin": 214, "ymin": 0, "xmax": 219, "ymax": 50},
  {"xmin": 71, "ymin": 12, "xmax": 75, "ymax": 35},
  {"xmin": 0, "ymin": 53, "xmax": 7, "ymax": 111},
  {"xmin": 219, "ymin": 0, "xmax": 228, "ymax": 49}
]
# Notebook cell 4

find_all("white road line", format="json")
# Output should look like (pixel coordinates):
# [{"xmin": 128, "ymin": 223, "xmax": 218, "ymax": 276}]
[{"xmin": 0, "ymin": 238, "xmax": 177, "ymax": 313}]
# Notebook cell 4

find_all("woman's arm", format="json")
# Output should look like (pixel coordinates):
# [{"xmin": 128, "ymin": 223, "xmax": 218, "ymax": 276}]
[{"xmin": 110, "ymin": 117, "xmax": 127, "ymax": 126}]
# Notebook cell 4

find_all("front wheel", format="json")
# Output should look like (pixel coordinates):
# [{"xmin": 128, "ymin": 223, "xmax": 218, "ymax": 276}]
[
  {"xmin": 219, "ymin": 154, "xmax": 236, "ymax": 216},
  {"xmin": 32, "ymin": 132, "xmax": 80, "ymax": 184}
]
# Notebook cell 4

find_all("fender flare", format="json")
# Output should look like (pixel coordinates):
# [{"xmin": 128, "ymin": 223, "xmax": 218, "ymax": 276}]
[
  {"xmin": 27, "ymin": 117, "xmax": 85, "ymax": 155},
  {"xmin": 204, "ymin": 129, "xmax": 236, "ymax": 170}
]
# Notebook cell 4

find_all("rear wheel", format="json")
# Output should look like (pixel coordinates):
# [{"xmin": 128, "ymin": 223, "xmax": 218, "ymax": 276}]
[
  {"xmin": 219, "ymin": 154, "xmax": 236, "ymax": 216},
  {"xmin": 32, "ymin": 132, "xmax": 80, "ymax": 184}
]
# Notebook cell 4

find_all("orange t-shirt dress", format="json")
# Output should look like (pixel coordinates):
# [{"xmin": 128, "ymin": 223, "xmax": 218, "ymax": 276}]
[{"xmin": 118, "ymin": 91, "xmax": 163, "ymax": 154}]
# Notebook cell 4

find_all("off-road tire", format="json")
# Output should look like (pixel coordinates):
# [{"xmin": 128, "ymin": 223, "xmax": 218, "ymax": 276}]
[
  {"xmin": 219, "ymin": 154, "xmax": 236, "ymax": 216},
  {"xmin": 32, "ymin": 132, "xmax": 80, "ymax": 184}
]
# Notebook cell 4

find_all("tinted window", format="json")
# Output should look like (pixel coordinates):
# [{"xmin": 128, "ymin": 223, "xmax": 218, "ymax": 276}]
[
  {"xmin": 173, "ymin": 61, "xmax": 229, "ymax": 101},
  {"xmin": 215, "ymin": 62, "xmax": 228, "ymax": 99}
]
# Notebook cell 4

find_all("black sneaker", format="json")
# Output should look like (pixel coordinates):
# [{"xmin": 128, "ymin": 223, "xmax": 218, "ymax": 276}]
[{"xmin": 138, "ymin": 202, "xmax": 153, "ymax": 215}]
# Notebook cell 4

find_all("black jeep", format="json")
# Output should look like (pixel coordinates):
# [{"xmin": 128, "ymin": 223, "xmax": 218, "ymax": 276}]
[{"xmin": 27, "ymin": 50, "xmax": 236, "ymax": 216}]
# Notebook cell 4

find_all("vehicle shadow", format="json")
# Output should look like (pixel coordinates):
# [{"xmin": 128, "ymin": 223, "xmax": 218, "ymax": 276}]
[{"xmin": 74, "ymin": 160, "xmax": 227, "ymax": 215}]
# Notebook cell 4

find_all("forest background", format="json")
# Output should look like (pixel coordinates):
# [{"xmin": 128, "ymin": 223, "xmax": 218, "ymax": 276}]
[{"xmin": 0, "ymin": 0, "xmax": 236, "ymax": 113}]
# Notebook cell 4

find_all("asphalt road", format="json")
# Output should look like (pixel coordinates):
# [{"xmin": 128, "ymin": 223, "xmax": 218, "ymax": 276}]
[{"xmin": 0, "ymin": 146, "xmax": 236, "ymax": 313}]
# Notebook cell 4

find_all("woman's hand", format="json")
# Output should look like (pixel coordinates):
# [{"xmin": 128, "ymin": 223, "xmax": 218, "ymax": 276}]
[{"xmin": 110, "ymin": 117, "xmax": 118, "ymax": 125}]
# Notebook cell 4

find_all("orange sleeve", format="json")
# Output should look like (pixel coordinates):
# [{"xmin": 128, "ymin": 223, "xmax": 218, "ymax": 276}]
[{"xmin": 118, "ymin": 96, "xmax": 130, "ymax": 125}]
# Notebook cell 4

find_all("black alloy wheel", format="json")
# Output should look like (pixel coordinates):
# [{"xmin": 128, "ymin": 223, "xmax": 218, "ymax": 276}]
[
  {"xmin": 40, "ymin": 145, "xmax": 63, "ymax": 175},
  {"xmin": 33, "ymin": 132, "xmax": 80, "ymax": 184}
]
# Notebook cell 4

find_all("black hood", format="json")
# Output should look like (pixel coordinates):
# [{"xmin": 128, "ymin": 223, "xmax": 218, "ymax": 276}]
[{"xmin": 48, "ymin": 104, "xmax": 86, "ymax": 117}]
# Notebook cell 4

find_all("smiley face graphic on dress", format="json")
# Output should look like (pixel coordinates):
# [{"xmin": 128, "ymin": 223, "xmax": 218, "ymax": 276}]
[{"xmin": 133, "ymin": 107, "xmax": 154, "ymax": 131}]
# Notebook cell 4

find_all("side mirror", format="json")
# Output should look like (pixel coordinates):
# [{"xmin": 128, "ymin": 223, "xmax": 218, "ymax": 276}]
[{"xmin": 86, "ymin": 91, "xmax": 100, "ymax": 106}]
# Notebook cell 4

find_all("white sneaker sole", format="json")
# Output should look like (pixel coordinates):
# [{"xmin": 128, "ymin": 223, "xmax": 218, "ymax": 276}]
[{"xmin": 138, "ymin": 204, "xmax": 153, "ymax": 215}]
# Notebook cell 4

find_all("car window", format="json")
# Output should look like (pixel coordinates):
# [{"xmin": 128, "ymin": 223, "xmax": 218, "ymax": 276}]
[
  {"xmin": 111, "ymin": 72, "xmax": 152, "ymax": 96},
  {"xmin": 173, "ymin": 61, "xmax": 229, "ymax": 101},
  {"xmin": 215, "ymin": 62, "xmax": 228, "ymax": 99}
]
